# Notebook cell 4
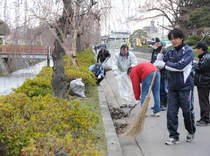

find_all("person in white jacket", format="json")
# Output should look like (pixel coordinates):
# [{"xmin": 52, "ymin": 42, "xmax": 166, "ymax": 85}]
[{"xmin": 112, "ymin": 44, "xmax": 138, "ymax": 108}]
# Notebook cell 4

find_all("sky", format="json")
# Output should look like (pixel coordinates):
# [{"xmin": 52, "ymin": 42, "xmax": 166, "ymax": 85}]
[
  {"xmin": 0, "ymin": 0, "xmax": 166, "ymax": 36},
  {"xmin": 100, "ymin": 0, "xmax": 147, "ymax": 35},
  {"xmin": 99, "ymin": 0, "xmax": 170, "ymax": 36}
]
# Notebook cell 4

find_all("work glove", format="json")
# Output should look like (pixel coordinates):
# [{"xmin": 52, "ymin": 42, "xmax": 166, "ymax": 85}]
[
  {"xmin": 157, "ymin": 53, "xmax": 164, "ymax": 61},
  {"xmin": 97, "ymin": 75, "xmax": 101, "ymax": 79},
  {"xmin": 153, "ymin": 60, "xmax": 165, "ymax": 69},
  {"xmin": 113, "ymin": 70, "xmax": 119, "ymax": 77},
  {"xmin": 135, "ymin": 100, "xmax": 141, "ymax": 105}
]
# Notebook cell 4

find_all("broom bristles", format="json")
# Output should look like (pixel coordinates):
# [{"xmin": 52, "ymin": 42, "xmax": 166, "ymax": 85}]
[{"xmin": 124, "ymin": 96, "xmax": 151, "ymax": 137}]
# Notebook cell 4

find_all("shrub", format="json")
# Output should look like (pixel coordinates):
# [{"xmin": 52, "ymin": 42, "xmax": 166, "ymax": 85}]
[
  {"xmin": 186, "ymin": 35, "xmax": 201, "ymax": 42},
  {"xmin": 185, "ymin": 39, "xmax": 197, "ymax": 46},
  {"xmin": 0, "ymin": 93, "xmax": 102, "ymax": 155},
  {"xmin": 12, "ymin": 67, "xmax": 52, "ymax": 97}
]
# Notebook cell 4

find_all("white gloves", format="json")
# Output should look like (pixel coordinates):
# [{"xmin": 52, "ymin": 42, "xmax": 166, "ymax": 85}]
[
  {"xmin": 135, "ymin": 100, "xmax": 141, "ymax": 105},
  {"xmin": 157, "ymin": 53, "xmax": 164, "ymax": 61},
  {"xmin": 153, "ymin": 60, "xmax": 165, "ymax": 69},
  {"xmin": 97, "ymin": 75, "xmax": 101, "ymax": 79},
  {"xmin": 113, "ymin": 70, "xmax": 118, "ymax": 77}
]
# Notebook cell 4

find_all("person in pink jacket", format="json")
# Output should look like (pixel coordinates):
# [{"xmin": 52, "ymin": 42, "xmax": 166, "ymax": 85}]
[{"xmin": 127, "ymin": 62, "xmax": 161, "ymax": 117}]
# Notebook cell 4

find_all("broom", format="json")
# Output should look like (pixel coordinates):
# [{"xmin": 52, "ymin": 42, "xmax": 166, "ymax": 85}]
[{"xmin": 124, "ymin": 68, "xmax": 157, "ymax": 137}]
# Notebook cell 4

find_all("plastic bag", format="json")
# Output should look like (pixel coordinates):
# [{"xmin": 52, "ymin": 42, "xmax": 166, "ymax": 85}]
[
  {"xmin": 68, "ymin": 78, "xmax": 86, "ymax": 98},
  {"xmin": 115, "ymin": 72, "xmax": 134, "ymax": 103},
  {"xmin": 101, "ymin": 58, "xmax": 112, "ymax": 71}
]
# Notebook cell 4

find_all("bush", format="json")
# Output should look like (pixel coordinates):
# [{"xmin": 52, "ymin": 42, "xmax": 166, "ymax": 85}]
[
  {"xmin": 186, "ymin": 35, "xmax": 201, "ymax": 42},
  {"xmin": 185, "ymin": 36, "xmax": 201, "ymax": 46},
  {"xmin": 0, "ymin": 93, "xmax": 102, "ymax": 155},
  {"xmin": 12, "ymin": 67, "xmax": 53, "ymax": 97},
  {"xmin": 185, "ymin": 39, "xmax": 197, "ymax": 46}
]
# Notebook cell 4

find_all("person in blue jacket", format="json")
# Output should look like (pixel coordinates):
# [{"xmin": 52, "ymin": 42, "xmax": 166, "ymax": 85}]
[
  {"xmin": 154, "ymin": 28, "xmax": 196, "ymax": 145},
  {"xmin": 89, "ymin": 63, "xmax": 105, "ymax": 86}
]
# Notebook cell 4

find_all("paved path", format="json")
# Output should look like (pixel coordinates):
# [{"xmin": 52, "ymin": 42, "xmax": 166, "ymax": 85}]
[{"xmin": 98, "ymin": 50, "xmax": 210, "ymax": 156}]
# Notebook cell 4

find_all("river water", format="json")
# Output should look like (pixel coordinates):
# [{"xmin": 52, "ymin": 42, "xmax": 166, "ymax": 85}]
[{"xmin": 0, "ymin": 60, "xmax": 52, "ymax": 95}]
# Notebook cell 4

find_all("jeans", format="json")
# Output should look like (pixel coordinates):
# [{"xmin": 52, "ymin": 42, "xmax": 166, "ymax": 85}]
[{"xmin": 141, "ymin": 71, "xmax": 160, "ymax": 113}]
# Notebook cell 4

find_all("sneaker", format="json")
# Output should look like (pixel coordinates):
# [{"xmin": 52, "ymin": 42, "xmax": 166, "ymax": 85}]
[
  {"xmin": 160, "ymin": 106, "xmax": 166, "ymax": 111},
  {"xmin": 120, "ymin": 104, "xmax": 128, "ymax": 108},
  {"xmin": 151, "ymin": 112, "xmax": 160, "ymax": 117},
  {"xmin": 196, "ymin": 120, "xmax": 210, "ymax": 126},
  {"xmin": 128, "ymin": 104, "xmax": 135, "ymax": 108},
  {"xmin": 165, "ymin": 138, "xmax": 180, "ymax": 145},
  {"xmin": 186, "ymin": 133, "xmax": 194, "ymax": 142}
]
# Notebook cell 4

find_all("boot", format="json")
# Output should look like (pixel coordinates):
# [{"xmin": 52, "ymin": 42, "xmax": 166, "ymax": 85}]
[{"xmin": 160, "ymin": 97, "xmax": 166, "ymax": 111}]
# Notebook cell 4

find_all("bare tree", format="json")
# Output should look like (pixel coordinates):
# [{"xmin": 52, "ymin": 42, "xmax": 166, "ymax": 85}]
[{"xmin": 127, "ymin": 0, "xmax": 199, "ymax": 36}]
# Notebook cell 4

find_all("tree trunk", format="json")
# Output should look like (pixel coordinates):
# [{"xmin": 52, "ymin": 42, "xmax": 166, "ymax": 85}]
[
  {"xmin": 76, "ymin": 33, "xmax": 83, "ymax": 52},
  {"xmin": 52, "ymin": 37, "xmax": 67, "ymax": 98}
]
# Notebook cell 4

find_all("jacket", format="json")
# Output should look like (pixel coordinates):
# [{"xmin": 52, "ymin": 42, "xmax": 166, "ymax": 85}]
[
  {"xmin": 194, "ymin": 51, "xmax": 210, "ymax": 88},
  {"xmin": 129, "ymin": 62, "xmax": 159, "ymax": 100},
  {"xmin": 97, "ymin": 49, "xmax": 111, "ymax": 63},
  {"xmin": 89, "ymin": 64, "xmax": 104, "ymax": 77},
  {"xmin": 150, "ymin": 45, "xmax": 169, "ymax": 78},
  {"xmin": 112, "ymin": 51, "xmax": 137, "ymax": 72},
  {"xmin": 163, "ymin": 42, "xmax": 194, "ymax": 90}
]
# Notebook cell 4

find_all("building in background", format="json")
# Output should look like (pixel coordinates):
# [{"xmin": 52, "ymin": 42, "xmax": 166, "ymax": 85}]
[{"xmin": 99, "ymin": 31, "xmax": 130, "ymax": 49}]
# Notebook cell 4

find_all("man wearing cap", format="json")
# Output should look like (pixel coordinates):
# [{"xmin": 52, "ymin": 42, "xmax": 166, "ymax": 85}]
[
  {"xmin": 194, "ymin": 41, "xmax": 210, "ymax": 126},
  {"xmin": 150, "ymin": 37, "xmax": 169, "ymax": 111}
]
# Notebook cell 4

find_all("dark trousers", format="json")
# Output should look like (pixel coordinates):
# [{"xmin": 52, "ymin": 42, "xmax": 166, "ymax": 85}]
[
  {"xmin": 160, "ymin": 78, "xmax": 168, "ymax": 99},
  {"xmin": 197, "ymin": 87, "xmax": 210, "ymax": 123},
  {"xmin": 96, "ymin": 77, "xmax": 104, "ymax": 85},
  {"xmin": 167, "ymin": 89, "xmax": 196, "ymax": 139}
]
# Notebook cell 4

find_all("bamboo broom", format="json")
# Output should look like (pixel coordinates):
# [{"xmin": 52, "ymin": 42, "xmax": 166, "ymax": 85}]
[{"xmin": 124, "ymin": 68, "xmax": 157, "ymax": 137}]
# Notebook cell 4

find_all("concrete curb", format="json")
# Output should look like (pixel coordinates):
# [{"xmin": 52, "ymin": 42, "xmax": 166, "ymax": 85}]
[{"xmin": 98, "ymin": 83, "xmax": 123, "ymax": 156}]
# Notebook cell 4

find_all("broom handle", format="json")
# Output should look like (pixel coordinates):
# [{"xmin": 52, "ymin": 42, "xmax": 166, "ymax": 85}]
[
  {"xmin": 160, "ymin": 46, "xmax": 164, "ymax": 54},
  {"xmin": 147, "ymin": 68, "xmax": 157, "ymax": 96}
]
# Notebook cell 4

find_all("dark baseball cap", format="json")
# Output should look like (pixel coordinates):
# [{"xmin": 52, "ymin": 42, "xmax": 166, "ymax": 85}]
[
  {"xmin": 149, "ymin": 37, "xmax": 160, "ymax": 45},
  {"xmin": 193, "ymin": 41, "xmax": 208, "ymax": 50}
]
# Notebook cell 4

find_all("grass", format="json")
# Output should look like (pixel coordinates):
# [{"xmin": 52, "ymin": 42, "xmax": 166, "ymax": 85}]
[{"xmin": 68, "ymin": 85, "xmax": 108, "ymax": 155}]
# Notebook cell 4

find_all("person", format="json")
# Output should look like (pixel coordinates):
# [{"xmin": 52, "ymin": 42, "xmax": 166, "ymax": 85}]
[
  {"xmin": 112, "ymin": 44, "xmax": 137, "ymax": 108},
  {"xmin": 150, "ymin": 37, "xmax": 169, "ymax": 111},
  {"xmin": 127, "ymin": 62, "xmax": 161, "ymax": 117},
  {"xmin": 194, "ymin": 41, "xmax": 210, "ymax": 126},
  {"xmin": 94, "ymin": 45, "xmax": 97, "ymax": 54},
  {"xmin": 89, "ymin": 63, "xmax": 105, "ymax": 86},
  {"xmin": 154, "ymin": 28, "xmax": 196, "ymax": 145},
  {"xmin": 97, "ymin": 46, "xmax": 111, "ymax": 76}
]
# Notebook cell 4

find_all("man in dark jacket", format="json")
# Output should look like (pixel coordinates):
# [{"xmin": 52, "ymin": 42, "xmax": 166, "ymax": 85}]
[
  {"xmin": 97, "ymin": 46, "xmax": 110, "ymax": 64},
  {"xmin": 97, "ymin": 46, "xmax": 111, "ymax": 76},
  {"xmin": 150, "ymin": 37, "xmax": 169, "ymax": 111},
  {"xmin": 194, "ymin": 41, "xmax": 210, "ymax": 127},
  {"xmin": 154, "ymin": 28, "xmax": 196, "ymax": 145}
]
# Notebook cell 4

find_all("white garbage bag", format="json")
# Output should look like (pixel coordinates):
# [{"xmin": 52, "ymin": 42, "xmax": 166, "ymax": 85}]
[
  {"xmin": 101, "ymin": 58, "xmax": 112, "ymax": 71},
  {"xmin": 115, "ymin": 72, "xmax": 134, "ymax": 103},
  {"xmin": 68, "ymin": 78, "xmax": 86, "ymax": 98}
]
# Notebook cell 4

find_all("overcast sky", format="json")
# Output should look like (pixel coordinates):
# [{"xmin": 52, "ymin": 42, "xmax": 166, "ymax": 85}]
[{"xmin": 100, "ymin": 0, "xmax": 145, "ymax": 35}]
